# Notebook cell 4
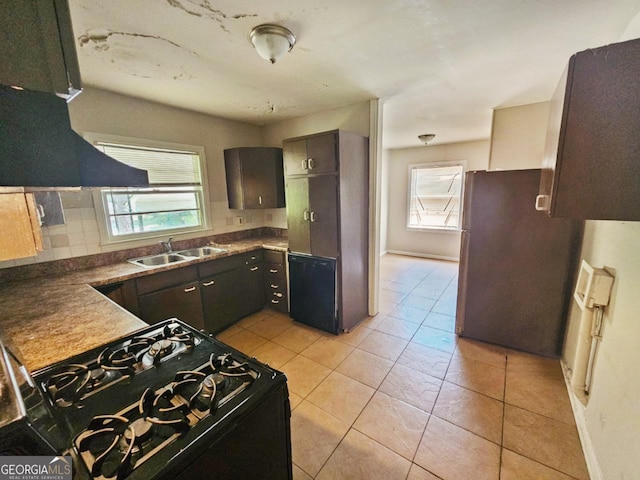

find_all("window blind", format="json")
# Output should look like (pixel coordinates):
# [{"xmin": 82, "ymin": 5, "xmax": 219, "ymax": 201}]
[{"xmin": 95, "ymin": 143, "xmax": 202, "ymax": 185}]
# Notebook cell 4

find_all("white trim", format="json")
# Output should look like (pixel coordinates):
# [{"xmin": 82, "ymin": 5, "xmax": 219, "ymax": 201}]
[
  {"xmin": 386, "ymin": 249, "xmax": 459, "ymax": 262},
  {"xmin": 406, "ymin": 226, "xmax": 462, "ymax": 234},
  {"xmin": 369, "ymin": 98, "xmax": 383, "ymax": 317},
  {"xmin": 84, "ymin": 132, "xmax": 210, "ymax": 245},
  {"xmin": 560, "ymin": 360, "xmax": 604, "ymax": 480}
]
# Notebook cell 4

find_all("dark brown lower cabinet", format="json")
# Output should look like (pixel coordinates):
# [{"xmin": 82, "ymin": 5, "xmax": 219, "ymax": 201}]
[
  {"xmin": 138, "ymin": 281, "xmax": 205, "ymax": 330},
  {"xmin": 200, "ymin": 268, "xmax": 244, "ymax": 334},
  {"xmin": 264, "ymin": 250, "xmax": 288, "ymax": 313},
  {"xmin": 94, "ymin": 280, "xmax": 139, "ymax": 316},
  {"xmin": 241, "ymin": 263, "xmax": 265, "ymax": 318}
]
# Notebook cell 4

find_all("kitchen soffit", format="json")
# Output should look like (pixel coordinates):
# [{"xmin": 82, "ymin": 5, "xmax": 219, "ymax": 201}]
[{"xmin": 68, "ymin": 0, "xmax": 640, "ymax": 148}]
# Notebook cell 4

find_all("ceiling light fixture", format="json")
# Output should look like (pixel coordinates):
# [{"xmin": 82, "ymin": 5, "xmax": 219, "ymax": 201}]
[
  {"xmin": 418, "ymin": 133, "xmax": 436, "ymax": 144},
  {"xmin": 249, "ymin": 24, "xmax": 296, "ymax": 64}
]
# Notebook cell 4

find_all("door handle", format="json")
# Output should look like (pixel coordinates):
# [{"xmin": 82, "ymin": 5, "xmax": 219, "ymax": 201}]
[
  {"xmin": 301, "ymin": 159, "xmax": 308, "ymax": 170},
  {"xmin": 310, "ymin": 211, "xmax": 317, "ymax": 222},
  {"xmin": 203, "ymin": 280, "xmax": 215, "ymax": 287},
  {"xmin": 308, "ymin": 158, "xmax": 315, "ymax": 169},
  {"xmin": 303, "ymin": 210, "xmax": 310, "ymax": 221},
  {"xmin": 258, "ymin": 195, "xmax": 263, "ymax": 205},
  {"xmin": 184, "ymin": 286, "xmax": 196, "ymax": 293},
  {"xmin": 250, "ymin": 266, "xmax": 259, "ymax": 271}
]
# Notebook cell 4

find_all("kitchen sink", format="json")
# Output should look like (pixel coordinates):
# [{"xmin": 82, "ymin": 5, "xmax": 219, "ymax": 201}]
[
  {"xmin": 176, "ymin": 246, "xmax": 227, "ymax": 257},
  {"xmin": 128, "ymin": 253, "xmax": 190, "ymax": 268},
  {"xmin": 128, "ymin": 246, "xmax": 228, "ymax": 268}
]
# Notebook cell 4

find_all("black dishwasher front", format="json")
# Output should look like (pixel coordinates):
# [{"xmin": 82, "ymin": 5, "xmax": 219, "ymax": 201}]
[{"xmin": 288, "ymin": 254, "xmax": 338, "ymax": 334}]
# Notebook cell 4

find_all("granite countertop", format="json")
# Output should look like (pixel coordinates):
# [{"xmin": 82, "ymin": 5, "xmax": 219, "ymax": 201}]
[{"xmin": 0, "ymin": 236, "xmax": 287, "ymax": 371}]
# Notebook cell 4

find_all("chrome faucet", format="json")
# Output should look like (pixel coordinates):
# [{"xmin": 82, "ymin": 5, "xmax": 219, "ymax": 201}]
[{"xmin": 159, "ymin": 237, "xmax": 173, "ymax": 253}]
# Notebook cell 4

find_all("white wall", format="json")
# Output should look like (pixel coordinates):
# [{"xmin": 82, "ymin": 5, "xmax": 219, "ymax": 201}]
[
  {"xmin": 563, "ymin": 221, "xmax": 640, "ymax": 479},
  {"xmin": 488, "ymin": 102, "xmax": 550, "ymax": 170},
  {"xmin": 261, "ymin": 101, "xmax": 370, "ymax": 146},
  {"xmin": 383, "ymin": 140, "xmax": 490, "ymax": 260}
]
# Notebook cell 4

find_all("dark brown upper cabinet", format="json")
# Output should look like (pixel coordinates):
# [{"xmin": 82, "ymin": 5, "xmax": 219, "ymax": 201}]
[
  {"xmin": 224, "ymin": 147, "xmax": 285, "ymax": 210},
  {"xmin": 0, "ymin": 0, "xmax": 82, "ymax": 99},
  {"xmin": 283, "ymin": 133, "xmax": 337, "ymax": 176},
  {"xmin": 538, "ymin": 38, "xmax": 640, "ymax": 220}
]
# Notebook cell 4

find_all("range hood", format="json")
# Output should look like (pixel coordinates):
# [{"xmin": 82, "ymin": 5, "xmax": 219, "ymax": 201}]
[{"xmin": 0, "ymin": 85, "xmax": 149, "ymax": 188}]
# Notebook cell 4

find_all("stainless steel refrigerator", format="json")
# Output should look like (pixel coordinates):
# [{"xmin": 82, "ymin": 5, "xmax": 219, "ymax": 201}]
[{"xmin": 455, "ymin": 169, "xmax": 583, "ymax": 356}]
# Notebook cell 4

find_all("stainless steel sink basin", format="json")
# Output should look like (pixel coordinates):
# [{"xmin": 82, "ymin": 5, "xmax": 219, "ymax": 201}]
[
  {"xmin": 128, "ymin": 246, "xmax": 227, "ymax": 268},
  {"xmin": 176, "ymin": 246, "xmax": 227, "ymax": 257},
  {"xmin": 128, "ymin": 253, "xmax": 189, "ymax": 268}
]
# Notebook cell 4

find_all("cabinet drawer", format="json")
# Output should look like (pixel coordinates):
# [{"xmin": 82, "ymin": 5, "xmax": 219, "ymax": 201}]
[
  {"xmin": 136, "ymin": 265, "xmax": 198, "ymax": 296},
  {"xmin": 243, "ymin": 250, "xmax": 263, "ymax": 265},
  {"xmin": 265, "ymin": 262, "xmax": 285, "ymax": 278},
  {"xmin": 198, "ymin": 254, "xmax": 243, "ymax": 277},
  {"xmin": 264, "ymin": 249, "xmax": 285, "ymax": 264}
]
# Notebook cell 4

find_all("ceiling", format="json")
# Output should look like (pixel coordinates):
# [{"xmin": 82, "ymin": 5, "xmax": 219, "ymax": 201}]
[{"xmin": 68, "ymin": 0, "xmax": 640, "ymax": 149}]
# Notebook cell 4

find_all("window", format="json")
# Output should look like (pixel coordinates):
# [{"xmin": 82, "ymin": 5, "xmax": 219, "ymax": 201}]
[
  {"xmin": 89, "ymin": 134, "xmax": 208, "ymax": 243},
  {"xmin": 407, "ymin": 163, "xmax": 465, "ymax": 231}
]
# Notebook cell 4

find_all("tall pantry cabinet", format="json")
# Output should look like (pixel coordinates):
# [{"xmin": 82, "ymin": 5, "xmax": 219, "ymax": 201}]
[{"xmin": 283, "ymin": 130, "xmax": 369, "ymax": 333}]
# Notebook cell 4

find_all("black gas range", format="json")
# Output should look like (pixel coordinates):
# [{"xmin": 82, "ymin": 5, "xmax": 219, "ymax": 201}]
[{"xmin": 0, "ymin": 319, "xmax": 292, "ymax": 480}]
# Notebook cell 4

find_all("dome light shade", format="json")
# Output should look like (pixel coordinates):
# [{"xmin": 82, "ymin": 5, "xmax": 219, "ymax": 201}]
[
  {"xmin": 250, "ymin": 24, "xmax": 296, "ymax": 64},
  {"xmin": 418, "ymin": 134, "xmax": 436, "ymax": 144}
]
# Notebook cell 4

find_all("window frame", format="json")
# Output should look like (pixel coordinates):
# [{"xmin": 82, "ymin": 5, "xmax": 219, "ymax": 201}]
[
  {"xmin": 86, "ymin": 132, "xmax": 210, "ymax": 245},
  {"xmin": 406, "ymin": 161, "xmax": 466, "ymax": 233}
]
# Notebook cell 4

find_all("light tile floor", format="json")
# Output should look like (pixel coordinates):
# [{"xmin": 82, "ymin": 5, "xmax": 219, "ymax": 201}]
[{"xmin": 216, "ymin": 254, "xmax": 589, "ymax": 480}]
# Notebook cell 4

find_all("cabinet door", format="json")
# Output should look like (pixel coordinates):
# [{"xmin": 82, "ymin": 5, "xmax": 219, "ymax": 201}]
[
  {"xmin": 138, "ymin": 281, "xmax": 205, "ymax": 330},
  {"xmin": 0, "ymin": 193, "xmax": 42, "ymax": 261},
  {"xmin": 306, "ymin": 133, "xmax": 337, "ymax": 174},
  {"xmin": 283, "ymin": 139, "xmax": 308, "ymax": 176},
  {"xmin": 225, "ymin": 148, "xmax": 284, "ymax": 209},
  {"xmin": 308, "ymin": 175, "xmax": 338, "ymax": 258},
  {"xmin": 242, "ymin": 149, "xmax": 284, "ymax": 209},
  {"xmin": 286, "ymin": 176, "xmax": 338, "ymax": 257},
  {"xmin": 240, "ymin": 263, "xmax": 266, "ymax": 317},
  {"xmin": 284, "ymin": 133, "xmax": 336, "ymax": 176},
  {"xmin": 539, "ymin": 38, "xmax": 640, "ymax": 220},
  {"xmin": 201, "ymin": 269, "xmax": 244, "ymax": 334},
  {"xmin": 286, "ymin": 177, "xmax": 311, "ymax": 254}
]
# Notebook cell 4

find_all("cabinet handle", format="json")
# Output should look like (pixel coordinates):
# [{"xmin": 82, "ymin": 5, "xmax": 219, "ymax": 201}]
[
  {"xmin": 303, "ymin": 211, "xmax": 310, "ymax": 221},
  {"xmin": 203, "ymin": 280, "xmax": 215, "ymax": 287},
  {"xmin": 269, "ymin": 269, "xmax": 278, "ymax": 273},
  {"xmin": 250, "ymin": 266, "xmax": 259, "ymax": 271},
  {"xmin": 301, "ymin": 159, "xmax": 308, "ymax": 170},
  {"xmin": 184, "ymin": 286, "xmax": 197, "ymax": 293},
  {"xmin": 310, "ymin": 211, "xmax": 317, "ymax": 222},
  {"xmin": 258, "ymin": 195, "xmax": 263, "ymax": 205},
  {"xmin": 270, "ymin": 284, "xmax": 279, "ymax": 288},
  {"xmin": 271, "ymin": 299, "xmax": 280, "ymax": 304},
  {"xmin": 274, "ymin": 292, "xmax": 283, "ymax": 298},
  {"xmin": 535, "ymin": 194, "xmax": 550, "ymax": 211},
  {"xmin": 308, "ymin": 158, "xmax": 314, "ymax": 169}
]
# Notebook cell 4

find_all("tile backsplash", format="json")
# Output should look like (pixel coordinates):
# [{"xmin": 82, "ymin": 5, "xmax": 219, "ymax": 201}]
[{"xmin": 0, "ymin": 191, "xmax": 287, "ymax": 270}]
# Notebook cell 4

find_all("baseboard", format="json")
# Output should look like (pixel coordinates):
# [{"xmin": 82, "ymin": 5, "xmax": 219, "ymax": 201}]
[
  {"xmin": 385, "ymin": 249, "xmax": 459, "ymax": 262},
  {"xmin": 560, "ymin": 360, "xmax": 603, "ymax": 480}
]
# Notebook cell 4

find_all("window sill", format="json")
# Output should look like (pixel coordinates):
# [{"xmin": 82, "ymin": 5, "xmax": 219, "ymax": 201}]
[{"xmin": 406, "ymin": 226, "xmax": 462, "ymax": 235}]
